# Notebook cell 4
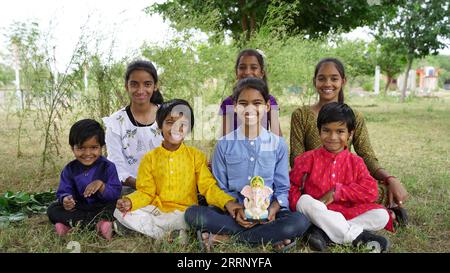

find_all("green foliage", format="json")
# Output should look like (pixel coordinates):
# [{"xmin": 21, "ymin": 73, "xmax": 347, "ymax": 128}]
[
  {"xmin": 147, "ymin": 0, "xmax": 402, "ymax": 42},
  {"xmin": 367, "ymin": 38, "xmax": 408, "ymax": 93},
  {"xmin": 0, "ymin": 63, "xmax": 15, "ymax": 87},
  {"xmin": 374, "ymin": 0, "xmax": 450, "ymax": 100},
  {"xmin": 361, "ymin": 78, "xmax": 374, "ymax": 93},
  {"xmin": 278, "ymin": 0, "xmax": 402, "ymax": 38},
  {"xmin": 142, "ymin": 38, "xmax": 236, "ymax": 104},
  {"xmin": 146, "ymin": 0, "xmax": 269, "ymax": 42},
  {"xmin": 376, "ymin": 0, "xmax": 450, "ymax": 60},
  {"xmin": 0, "ymin": 190, "xmax": 56, "ymax": 228},
  {"xmin": 370, "ymin": 38, "xmax": 407, "ymax": 77},
  {"xmin": 79, "ymin": 55, "xmax": 128, "ymax": 119},
  {"xmin": 140, "ymin": 28, "xmax": 390, "ymax": 110},
  {"xmin": 5, "ymin": 20, "xmax": 89, "ymax": 169},
  {"xmin": 332, "ymin": 38, "xmax": 374, "ymax": 77}
]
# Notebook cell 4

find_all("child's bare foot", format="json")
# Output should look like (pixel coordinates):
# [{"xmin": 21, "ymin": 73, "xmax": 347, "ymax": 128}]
[
  {"xmin": 198, "ymin": 231, "xmax": 230, "ymax": 252},
  {"xmin": 273, "ymin": 238, "xmax": 296, "ymax": 252}
]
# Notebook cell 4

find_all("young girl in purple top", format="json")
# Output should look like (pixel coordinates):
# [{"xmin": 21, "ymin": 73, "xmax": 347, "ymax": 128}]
[
  {"xmin": 47, "ymin": 119, "xmax": 122, "ymax": 239},
  {"xmin": 219, "ymin": 49, "xmax": 282, "ymax": 136}
]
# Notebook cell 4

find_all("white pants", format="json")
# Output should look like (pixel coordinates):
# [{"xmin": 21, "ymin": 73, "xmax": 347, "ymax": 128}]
[
  {"xmin": 113, "ymin": 205, "xmax": 187, "ymax": 240},
  {"xmin": 297, "ymin": 194, "xmax": 389, "ymax": 244}
]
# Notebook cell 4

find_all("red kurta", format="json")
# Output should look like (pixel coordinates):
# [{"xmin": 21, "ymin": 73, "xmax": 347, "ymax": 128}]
[{"xmin": 289, "ymin": 147, "xmax": 393, "ymax": 232}]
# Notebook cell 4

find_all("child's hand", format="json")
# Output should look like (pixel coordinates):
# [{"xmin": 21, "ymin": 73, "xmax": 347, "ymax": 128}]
[
  {"xmin": 235, "ymin": 207, "xmax": 257, "ymax": 229},
  {"xmin": 224, "ymin": 200, "xmax": 243, "ymax": 219},
  {"xmin": 63, "ymin": 195, "xmax": 76, "ymax": 211},
  {"xmin": 116, "ymin": 198, "xmax": 132, "ymax": 213},
  {"xmin": 320, "ymin": 190, "xmax": 335, "ymax": 205},
  {"xmin": 123, "ymin": 176, "xmax": 137, "ymax": 189},
  {"xmin": 84, "ymin": 180, "xmax": 105, "ymax": 197},
  {"xmin": 267, "ymin": 200, "xmax": 281, "ymax": 222}
]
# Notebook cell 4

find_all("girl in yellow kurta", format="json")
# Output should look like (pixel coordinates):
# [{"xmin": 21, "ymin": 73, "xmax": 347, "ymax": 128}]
[{"xmin": 113, "ymin": 99, "xmax": 239, "ymax": 240}]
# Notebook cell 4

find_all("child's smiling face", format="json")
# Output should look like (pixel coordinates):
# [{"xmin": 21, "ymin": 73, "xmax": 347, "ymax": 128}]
[
  {"xmin": 125, "ymin": 70, "xmax": 156, "ymax": 105},
  {"xmin": 161, "ymin": 112, "xmax": 190, "ymax": 150},
  {"xmin": 314, "ymin": 62, "xmax": 346, "ymax": 103},
  {"xmin": 234, "ymin": 88, "xmax": 270, "ymax": 127},
  {"xmin": 72, "ymin": 136, "xmax": 102, "ymax": 166},
  {"xmin": 236, "ymin": 55, "xmax": 265, "ymax": 80},
  {"xmin": 319, "ymin": 121, "xmax": 353, "ymax": 154}
]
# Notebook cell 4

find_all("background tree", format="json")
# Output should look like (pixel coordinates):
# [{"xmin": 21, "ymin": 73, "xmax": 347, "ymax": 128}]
[
  {"xmin": 6, "ymin": 21, "xmax": 87, "ymax": 169},
  {"xmin": 146, "ymin": 0, "xmax": 402, "ymax": 41},
  {"xmin": 78, "ymin": 55, "xmax": 127, "ymax": 120},
  {"xmin": 6, "ymin": 21, "xmax": 41, "ymax": 157},
  {"xmin": 368, "ymin": 38, "xmax": 408, "ymax": 94},
  {"xmin": 375, "ymin": 0, "xmax": 450, "ymax": 101}
]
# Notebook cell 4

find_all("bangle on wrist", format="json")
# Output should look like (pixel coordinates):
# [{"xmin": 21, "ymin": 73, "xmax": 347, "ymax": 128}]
[{"xmin": 383, "ymin": 176, "xmax": 396, "ymax": 185}]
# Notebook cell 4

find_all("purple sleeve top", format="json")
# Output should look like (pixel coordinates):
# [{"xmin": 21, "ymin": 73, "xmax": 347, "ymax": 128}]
[
  {"xmin": 56, "ymin": 156, "xmax": 122, "ymax": 205},
  {"xmin": 219, "ymin": 95, "xmax": 279, "ymax": 131}
]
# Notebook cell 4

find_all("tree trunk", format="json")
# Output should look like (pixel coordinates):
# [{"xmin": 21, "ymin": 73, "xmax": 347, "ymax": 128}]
[
  {"xmin": 239, "ymin": 0, "xmax": 249, "ymax": 39},
  {"xmin": 384, "ymin": 75, "xmax": 391, "ymax": 95},
  {"xmin": 16, "ymin": 111, "xmax": 24, "ymax": 158},
  {"xmin": 250, "ymin": 11, "xmax": 256, "ymax": 34},
  {"xmin": 401, "ymin": 57, "xmax": 413, "ymax": 103}
]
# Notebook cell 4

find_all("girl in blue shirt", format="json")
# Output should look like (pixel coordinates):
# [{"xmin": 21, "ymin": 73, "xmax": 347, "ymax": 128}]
[{"xmin": 185, "ymin": 78, "xmax": 310, "ymax": 252}]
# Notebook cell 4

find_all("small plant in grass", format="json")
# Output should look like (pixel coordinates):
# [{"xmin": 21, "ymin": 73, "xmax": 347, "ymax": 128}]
[{"xmin": 0, "ymin": 190, "xmax": 56, "ymax": 228}]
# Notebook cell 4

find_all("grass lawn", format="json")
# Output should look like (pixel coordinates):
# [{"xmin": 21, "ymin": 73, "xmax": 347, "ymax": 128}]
[{"xmin": 0, "ymin": 92, "xmax": 449, "ymax": 253}]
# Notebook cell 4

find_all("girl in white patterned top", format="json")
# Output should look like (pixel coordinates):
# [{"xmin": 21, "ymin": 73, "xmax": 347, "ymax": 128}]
[{"xmin": 103, "ymin": 60, "xmax": 164, "ymax": 194}]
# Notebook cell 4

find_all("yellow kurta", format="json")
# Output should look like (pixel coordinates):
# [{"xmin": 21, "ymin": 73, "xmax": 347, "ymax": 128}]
[{"xmin": 126, "ymin": 143, "xmax": 235, "ymax": 213}]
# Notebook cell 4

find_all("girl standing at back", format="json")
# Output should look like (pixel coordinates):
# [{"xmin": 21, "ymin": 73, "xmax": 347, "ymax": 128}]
[
  {"xmin": 220, "ymin": 49, "xmax": 282, "ymax": 136},
  {"xmin": 103, "ymin": 60, "xmax": 164, "ymax": 195}
]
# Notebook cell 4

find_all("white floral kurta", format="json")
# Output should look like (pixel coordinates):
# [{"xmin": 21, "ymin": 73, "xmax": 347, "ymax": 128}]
[{"xmin": 102, "ymin": 107, "xmax": 163, "ymax": 183}]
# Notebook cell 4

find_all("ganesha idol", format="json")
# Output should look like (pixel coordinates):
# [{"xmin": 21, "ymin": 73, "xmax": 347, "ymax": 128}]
[{"xmin": 240, "ymin": 176, "xmax": 273, "ymax": 222}]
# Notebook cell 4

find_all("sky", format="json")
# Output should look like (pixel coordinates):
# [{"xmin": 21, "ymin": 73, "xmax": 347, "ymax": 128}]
[
  {"xmin": 0, "ymin": 0, "xmax": 449, "ymax": 71},
  {"xmin": 0, "ymin": 0, "xmax": 172, "ymax": 70}
]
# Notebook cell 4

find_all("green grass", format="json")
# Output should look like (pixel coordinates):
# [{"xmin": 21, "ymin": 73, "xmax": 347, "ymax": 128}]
[{"xmin": 0, "ymin": 93, "xmax": 449, "ymax": 253}]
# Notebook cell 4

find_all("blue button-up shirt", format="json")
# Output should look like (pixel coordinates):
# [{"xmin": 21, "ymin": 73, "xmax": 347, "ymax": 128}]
[{"xmin": 212, "ymin": 127, "xmax": 290, "ymax": 209}]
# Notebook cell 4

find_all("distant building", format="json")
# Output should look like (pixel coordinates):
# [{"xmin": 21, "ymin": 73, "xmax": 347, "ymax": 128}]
[
  {"xmin": 396, "ymin": 66, "xmax": 440, "ymax": 93},
  {"xmin": 416, "ymin": 66, "xmax": 439, "ymax": 92}
]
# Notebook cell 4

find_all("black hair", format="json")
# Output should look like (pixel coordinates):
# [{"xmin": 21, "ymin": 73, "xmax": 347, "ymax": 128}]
[
  {"xmin": 125, "ymin": 59, "xmax": 164, "ymax": 104},
  {"xmin": 235, "ymin": 49, "xmax": 268, "ymax": 84},
  {"xmin": 156, "ymin": 99, "xmax": 194, "ymax": 131},
  {"xmin": 232, "ymin": 77, "xmax": 270, "ymax": 103},
  {"xmin": 69, "ymin": 119, "xmax": 105, "ymax": 147},
  {"xmin": 314, "ymin": 58, "xmax": 346, "ymax": 103},
  {"xmin": 317, "ymin": 102, "xmax": 355, "ymax": 132}
]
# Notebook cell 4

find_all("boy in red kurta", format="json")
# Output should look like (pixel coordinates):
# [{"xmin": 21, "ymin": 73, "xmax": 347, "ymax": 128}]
[{"xmin": 289, "ymin": 102, "xmax": 393, "ymax": 252}]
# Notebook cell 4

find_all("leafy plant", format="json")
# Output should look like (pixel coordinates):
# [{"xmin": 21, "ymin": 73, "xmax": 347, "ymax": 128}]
[{"xmin": 0, "ymin": 190, "xmax": 56, "ymax": 228}]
